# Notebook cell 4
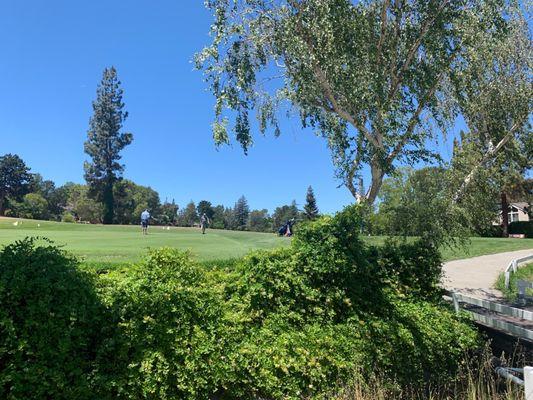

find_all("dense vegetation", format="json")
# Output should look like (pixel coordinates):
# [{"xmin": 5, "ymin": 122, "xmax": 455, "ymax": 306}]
[
  {"xmin": 0, "ymin": 153, "xmax": 314, "ymax": 232},
  {"xmin": 0, "ymin": 206, "xmax": 481, "ymax": 399}
]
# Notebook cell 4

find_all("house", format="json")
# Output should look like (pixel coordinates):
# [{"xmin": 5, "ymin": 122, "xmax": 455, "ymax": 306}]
[{"xmin": 496, "ymin": 202, "xmax": 530, "ymax": 224}]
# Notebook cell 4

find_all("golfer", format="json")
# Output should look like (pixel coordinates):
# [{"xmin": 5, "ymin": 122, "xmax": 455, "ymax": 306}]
[
  {"xmin": 141, "ymin": 209, "xmax": 150, "ymax": 235},
  {"xmin": 200, "ymin": 213, "xmax": 210, "ymax": 234}
]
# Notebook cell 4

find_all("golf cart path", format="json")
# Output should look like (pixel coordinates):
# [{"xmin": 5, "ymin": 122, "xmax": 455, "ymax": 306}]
[{"xmin": 442, "ymin": 248, "xmax": 533, "ymax": 301}]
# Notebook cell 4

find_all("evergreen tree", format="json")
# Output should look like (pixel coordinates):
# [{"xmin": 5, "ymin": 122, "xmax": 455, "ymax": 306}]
[
  {"xmin": 233, "ymin": 195, "xmax": 250, "ymax": 230},
  {"xmin": 303, "ymin": 186, "xmax": 319, "ymax": 221},
  {"xmin": 84, "ymin": 67, "xmax": 133, "ymax": 224}
]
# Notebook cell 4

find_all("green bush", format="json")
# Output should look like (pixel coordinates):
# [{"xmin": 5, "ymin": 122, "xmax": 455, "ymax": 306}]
[
  {"xmin": 61, "ymin": 211, "xmax": 76, "ymax": 223},
  {"xmin": 0, "ymin": 206, "xmax": 481, "ymax": 399},
  {"xmin": 367, "ymin": 239, "xmax": 443, "ymax": 302},
  {"xmin": 94, "ymin": 248, "xmax": 235, "ymax": 399},
  {"xmin": 0, "ymin": 238, "xmax": 105, "ymax": 400},
  {"xmin": 509, "ymin": 221, "xmax": 533, "ymax": 238}
]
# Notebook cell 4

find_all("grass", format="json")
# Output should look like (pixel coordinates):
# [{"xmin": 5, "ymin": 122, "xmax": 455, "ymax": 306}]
[
  {"xmin": 0, "ymin": 217, "xmax": 290, "ymax": 263},
  {"xmin": 495, "ymin": 262, "xmax": 533, "ymax": 302},
  {"xmin": 1, "ymin": 217, "xmax": 531, "ymax": 265},
  {"xmin": 441, "ymin": 237, "xmax": 533, "ymax": 262}
]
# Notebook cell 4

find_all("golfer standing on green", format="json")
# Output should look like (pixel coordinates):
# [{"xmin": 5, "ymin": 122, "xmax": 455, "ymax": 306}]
[
  {"xmin": 200, "ymin": 213, "xmax": 210, "ymax": 235},
  {"xmin": 141, "ymin": 209, "xmax": 150, "ymax": 235}
]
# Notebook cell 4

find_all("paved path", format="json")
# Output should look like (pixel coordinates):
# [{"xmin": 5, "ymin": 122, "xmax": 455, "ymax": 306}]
[{"xmin": 442, "ymin": 249, "xmax": 533, "ymax": 301}]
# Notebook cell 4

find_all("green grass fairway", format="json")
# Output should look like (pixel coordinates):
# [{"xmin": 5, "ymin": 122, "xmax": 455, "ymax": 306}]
[
  {"xmin": 0, "ymin": 217, "xmax": 290, "ymax": 264},
  {"xmin": 0, "ymin": 217, "xmax": 531, "ymax": 265}
]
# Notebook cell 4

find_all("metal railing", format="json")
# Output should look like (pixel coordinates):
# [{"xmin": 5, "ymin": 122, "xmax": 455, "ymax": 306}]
[
  {"xmin": 495, "ymin": 366, "xmax": 533, "ymax": 399},
  {"xmin": 447, "ymin": 291, "xmax": 533, "ymax": 341},
  {"xmin": 504, "ymin": 254, "xmax": 533, "ymax": 289}
]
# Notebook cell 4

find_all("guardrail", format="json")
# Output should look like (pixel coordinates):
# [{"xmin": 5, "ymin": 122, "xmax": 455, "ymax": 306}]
[
  {"xmin": 505, "ymin": 254, "xmax": 533, "ymax": 289},
  {"xmin": 445, "ymin": 291, "xmax": 533, "ymax": 341},
  {"xmin": 446, "ymin": 291, "xmax": 533, "ymax": 398},
  {"xmin": 496, "ymin": 366, "xmax": 533, "ymax": 398}
]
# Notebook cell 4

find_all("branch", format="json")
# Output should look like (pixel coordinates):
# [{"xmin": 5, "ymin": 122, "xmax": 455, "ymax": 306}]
[
  {"xmin": 290, "ymin": 4, "xmax": 381, "ymax": 149},
  {"xmin": 376, "ymin": 0, "xmax": 391, "ymax": 66},
  {"xmin": 453, "ymin": 121, "xmax": 522, "ymax": 203},
  {"xmin": 386, "ymin": 54, "xmax": 455, "ymax": 162},
  {"xmin": 388, "ymin": 0, "xmax": 450, "ymax": 102}
]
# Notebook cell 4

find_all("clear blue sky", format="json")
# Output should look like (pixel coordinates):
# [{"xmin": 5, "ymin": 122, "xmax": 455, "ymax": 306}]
[{"xmin": 0, "ymin": 1, "xmax": 457, "ymax": 213}]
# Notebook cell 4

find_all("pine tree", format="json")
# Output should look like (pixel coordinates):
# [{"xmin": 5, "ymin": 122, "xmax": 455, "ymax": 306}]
[
  {"xmin": 84, "ymin": 67, "xmax": 133, "ymax": 224},
  {"xmin": 233, "ymin": 195, "xmax": 250, "ymax": 230},
  {"xmin": 303, "ymin": 186, "xmax": 319, "ymax": 220}
]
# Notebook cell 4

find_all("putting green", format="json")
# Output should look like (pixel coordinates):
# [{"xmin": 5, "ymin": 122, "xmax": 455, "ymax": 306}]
[{"xmin": 0, "ymin": 217, "xmax": 290, "ymax": 264}]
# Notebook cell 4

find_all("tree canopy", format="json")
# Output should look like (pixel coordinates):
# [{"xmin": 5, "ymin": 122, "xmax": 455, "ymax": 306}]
[{"xmin": 197, "ymin": 0, "xmax": 510, "ymax": 204}]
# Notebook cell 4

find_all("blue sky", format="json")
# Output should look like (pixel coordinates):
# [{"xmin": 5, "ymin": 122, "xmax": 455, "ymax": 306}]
[{"xmin": 0, "ymin": 1, "xmax": 457, "ymax": 213}]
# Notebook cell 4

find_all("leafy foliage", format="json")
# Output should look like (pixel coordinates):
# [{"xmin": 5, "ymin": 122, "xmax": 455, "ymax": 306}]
[
  {"xmin": 0, "ymin": 209, "xmax": 480, "ymax": 398},
  {"xmin": 0, "ymin": 154, "xmax": 31, "ymax": 216},
  {"xmin": 0, "ymin": 238, "xmax": 105, "ymax": 400},
  {"xmin": 197, "ymin": 0, "xmax": 510, "ymax": 202}
]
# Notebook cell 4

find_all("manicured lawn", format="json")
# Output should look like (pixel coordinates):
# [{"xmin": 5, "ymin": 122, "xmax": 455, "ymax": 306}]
[
  {"xmin": 0, "ymin": 217, "xmax": 531, "ymax": 264},
  {"xmin": 0, "ymin": 217, "xmax": 290, "ymax": 263},
  {"xmin": 440, "ymin": 237, "xmax": 533, "ymax": 261}
]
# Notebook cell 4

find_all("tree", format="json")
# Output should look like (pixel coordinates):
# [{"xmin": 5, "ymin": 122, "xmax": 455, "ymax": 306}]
[
  {"xmin": 12, "ymin": 193, "xmax": 49, "ymax": 220},
  {"xmin": 375, "ymin": 167, "xmax": 466, "ymax": 242},
  {"xmin": 448, "ymin": 12, "xmax": 532, "ymax": 237},
  {"xmin": 233, "ymin": 196, "xmax": 250, "ymax": 230},
  {"xmin": 159, "ymin": 200, "xmax": 179, "ymax": 226},
  {"xmin": 177, "ymin": 201, "xmax": 198, "ymax": 227},
  {"xmin": 303, "ymin": 186, "xmax": 319, "ymax": 220},
  {"xmin": 0, "ymin": 154, "xmax": 31, "ymax": 216},
  {"xmin": 248, "ymin": 209, "xmax": 272, "ymax": 232},
  {"xmin": 114, "ymin": 180, "xmax": 161, "ymax": 224},
  {"xmin": 197, "ymin": 200, "xmax": 214, "ymax": 220},
  {"xmin": 197, "ymin": 0, "xmax": 507, "ymax": 204},
  {"xmin": 61, "ymin": 183, "xmax": 103, "ymax": 223},
  {"xmin": 84, "ymin": 67, "xmax": 133, "ymax": 224},
  {"xmin": 272, "ymin": 201, "xmax": 299, "ymax": 230},
  {"xmin": 211, "ymin": 204, "xmax": 227, "ymax": 229},
  {"xmin": 29, "ymin": 174, "xmax": 67, "ymax": 220},
  {"xmin": 450, "ymin": 11, "xmax": 532, "ymax": 204}
]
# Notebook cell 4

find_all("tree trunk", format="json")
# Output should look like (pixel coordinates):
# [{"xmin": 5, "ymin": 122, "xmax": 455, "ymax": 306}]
[
  {"xmin": 365, "ymin": 162, "xmax": 384, "ymax": 204},
  {"xmin": 0, "ymin": 194, "xmax": 5, "ymax": 216},
  {"xmin": 102, "ymin": 181, "xmax": 114, "ymax": 224},
  {"xmin": 501, "ymin": 191, "xmax": 509, "ymax": 238}
]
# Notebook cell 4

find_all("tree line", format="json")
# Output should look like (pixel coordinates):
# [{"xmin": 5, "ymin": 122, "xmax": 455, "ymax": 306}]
[{"xmin": 0, "ymin": 152, "xmax": 320, "ymax": 231}]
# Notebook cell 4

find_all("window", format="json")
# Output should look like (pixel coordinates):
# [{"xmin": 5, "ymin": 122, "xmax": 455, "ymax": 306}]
[{"xmin": 508, "ymin": 206, "xmax": 520, "ymax": 223}]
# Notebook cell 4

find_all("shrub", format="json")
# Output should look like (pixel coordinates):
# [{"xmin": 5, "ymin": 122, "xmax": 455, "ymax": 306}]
[
  {"xmin": 0, "ymin": 238, "xmax": 105, "ymax": 400},
  {"xmin": 367, "ymin": 239, "xmax": 443, "ymax": 302},
  {"xmin": 94, "ymin": 248, "xmax": 235, "ymax": 399},
  {"xmin": 61, "ymin": 211, "xmax": 76, "ymax": 223},
  {"xmin": 509, "ymin": 221, "xmax": 533, "ymax": 238}
]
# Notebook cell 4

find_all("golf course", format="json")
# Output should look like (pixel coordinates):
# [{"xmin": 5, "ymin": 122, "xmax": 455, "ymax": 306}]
[{"xmin": 1, "ymin": 216, "xmax": 531, "ymax": 265}]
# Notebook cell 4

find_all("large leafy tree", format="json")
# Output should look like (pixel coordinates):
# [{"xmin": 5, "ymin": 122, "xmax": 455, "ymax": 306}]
[
  {"xmin": 449, "ymin": 11, "xmax": 532, "ymax": 236},
  {"xmin": 0, "ymin": 154, "xmax": 31, "ymax": 216},
  {"xmin": 197, "ymin": 0, "xmax": 506, "ymax": 204},
  {"xmin": 84, "ymin": 67, "xmax": 133, "ymax": 224},
  {"xmin": 197, "ymin": 200, "xmax": 215, "ymax": 220},
  {"xmin": 451, "ymin": 10, "xmax": 532, "ymax": 204}
]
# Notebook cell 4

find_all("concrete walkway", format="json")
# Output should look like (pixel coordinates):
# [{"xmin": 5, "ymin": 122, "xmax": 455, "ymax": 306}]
[{"xmin": 442, "ymin": 249, "xmax": 533, "ymax": 301}]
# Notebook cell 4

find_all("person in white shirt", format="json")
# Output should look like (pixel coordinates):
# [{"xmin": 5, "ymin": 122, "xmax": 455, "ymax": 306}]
[{"xmin": 141, "ymin": 209, "xmax": 150, "ymax": 235}]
